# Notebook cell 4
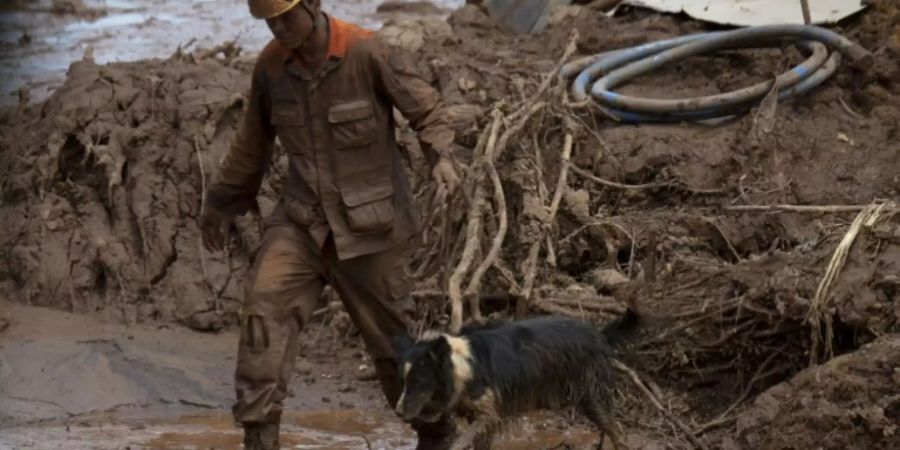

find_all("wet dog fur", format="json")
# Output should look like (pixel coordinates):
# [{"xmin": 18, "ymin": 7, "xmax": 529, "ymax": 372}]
[{"xmin": 392, "ymin": 310, "xmax": 639, "ymax": 450}]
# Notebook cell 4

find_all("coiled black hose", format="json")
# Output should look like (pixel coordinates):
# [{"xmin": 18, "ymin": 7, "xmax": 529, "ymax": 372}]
[{"xmin": 560, "ymin": 25, "xmax": 872, "ymax": 123}]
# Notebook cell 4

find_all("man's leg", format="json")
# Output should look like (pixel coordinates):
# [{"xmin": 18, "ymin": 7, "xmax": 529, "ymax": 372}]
[
  {"xmin": 322, "ymin": 238, "xmax": 457, "ymax": 450},
  {"xmin": 233, "ymin": 225, "xmax": 326, "ymax": 449}
]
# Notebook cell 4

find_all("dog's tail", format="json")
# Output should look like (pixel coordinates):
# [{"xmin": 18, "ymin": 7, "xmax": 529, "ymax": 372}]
[{"xmin": 600, "ymin": 308, "xmax": 641, "ymax": 348}]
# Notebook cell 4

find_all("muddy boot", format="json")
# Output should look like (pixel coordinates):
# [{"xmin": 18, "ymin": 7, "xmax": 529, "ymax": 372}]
[
  {"xmin": 412, "ymin": 416, "xmax": 457, "ymax": 450},
  {"xmin": 242, "ymin": 422, "xmax": 280, "ymax": 450}
]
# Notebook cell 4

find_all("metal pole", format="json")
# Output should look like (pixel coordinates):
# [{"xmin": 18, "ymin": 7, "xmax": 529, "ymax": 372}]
[{"xmin": 801, "ymin": 0, "xmax": 812, "ymax": 24}]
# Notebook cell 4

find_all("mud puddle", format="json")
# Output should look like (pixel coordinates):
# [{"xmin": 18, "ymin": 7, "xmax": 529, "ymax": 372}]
[
  {"xmin": 0, "ymin": 410, "xmax": 607, "ymax": 450},
  {"xmin": 0, "ymin": 0, "xmax": 462, "ymax": 108}
]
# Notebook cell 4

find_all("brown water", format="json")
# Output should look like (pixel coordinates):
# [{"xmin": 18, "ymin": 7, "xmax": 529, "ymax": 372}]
[{"xmin": 0, "ymin": 0, "xmax": 462, "ymax": 107}]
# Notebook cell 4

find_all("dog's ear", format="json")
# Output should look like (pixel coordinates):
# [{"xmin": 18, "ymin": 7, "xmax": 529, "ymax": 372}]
[
  {"xmin": 427, "ymin": 337, "xmax": 451, "ymax": 361},
  {"xmin": 391, "ymin": 333, "xmax": 414, "ymax": 355}
]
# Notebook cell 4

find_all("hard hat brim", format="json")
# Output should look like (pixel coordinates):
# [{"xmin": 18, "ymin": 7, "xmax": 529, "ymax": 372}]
[{"xmin": 249, "ymin": 0, "xmax": 303, "ymax": 19}]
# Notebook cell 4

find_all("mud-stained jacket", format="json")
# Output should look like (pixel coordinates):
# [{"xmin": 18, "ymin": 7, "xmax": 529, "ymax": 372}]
[{"xmin": 206, "ymin": 16, "xmax": 454, "ymax": 260}]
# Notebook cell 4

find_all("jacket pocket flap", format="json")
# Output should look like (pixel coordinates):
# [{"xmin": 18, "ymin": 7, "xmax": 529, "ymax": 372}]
[
  {"xmin": 328, "ymin": 100, "xmax": 374, "ymax": 123},
  {"xmin": 341, "ymin": 177, "xmax": 393, "ymax": 207}
]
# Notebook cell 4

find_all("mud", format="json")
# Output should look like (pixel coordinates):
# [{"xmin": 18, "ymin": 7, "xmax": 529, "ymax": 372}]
[
  {"xmin": 0, "ymin": 300, "xmax": 373, "ymax": 426},
  {"xmin": 2, "ymin": 0, "xmax": 900, "ymax": 448},
  {"xmin": 733, "ymin": 334, "xmax": 900, "ymax": 450},
  {"xmin": 0, "ymin": 302, "xmax": 628, "ymax": 449}
]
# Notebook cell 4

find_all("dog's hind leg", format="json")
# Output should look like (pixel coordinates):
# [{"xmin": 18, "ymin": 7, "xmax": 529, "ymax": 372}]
[{"xmin": 580, "ymin": 396, "xmax": 625, "ymax": 450}]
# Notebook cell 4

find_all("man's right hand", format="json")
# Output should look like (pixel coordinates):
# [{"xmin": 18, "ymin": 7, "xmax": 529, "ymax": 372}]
[{"xmin": 200, "ymin": 206, "xmax": 233, "ymax": 252}]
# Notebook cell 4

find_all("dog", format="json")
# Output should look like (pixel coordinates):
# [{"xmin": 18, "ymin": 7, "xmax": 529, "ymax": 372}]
[{"xmin": 392, "ymin": 309, "xmax": 639, "ymax": 450}]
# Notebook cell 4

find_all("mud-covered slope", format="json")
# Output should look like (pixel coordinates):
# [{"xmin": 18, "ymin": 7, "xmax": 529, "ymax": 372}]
[
  {"xmin": 0, "ymin": 51, "xmax": 261, "ymax": 326},
  {"xmin": 734, "ymin": 334, "xmax": 900, "ymax": 450}
]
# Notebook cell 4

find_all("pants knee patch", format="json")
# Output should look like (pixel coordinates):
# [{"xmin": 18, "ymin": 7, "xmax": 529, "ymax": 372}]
[{"xmin": 242, "ymin": 314, "xmax": 270, "ymax": 352}]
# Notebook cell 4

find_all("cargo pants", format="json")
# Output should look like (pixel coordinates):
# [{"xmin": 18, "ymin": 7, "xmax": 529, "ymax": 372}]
[{"xmin": 232, "ymin": 210, "xmax": 414, "ymax": 424}]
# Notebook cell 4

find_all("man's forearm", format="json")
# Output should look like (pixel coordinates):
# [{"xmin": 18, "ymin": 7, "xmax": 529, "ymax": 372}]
[{"xmin": 206, "ymin": 71, "xmax": 275, "ymax": 216}]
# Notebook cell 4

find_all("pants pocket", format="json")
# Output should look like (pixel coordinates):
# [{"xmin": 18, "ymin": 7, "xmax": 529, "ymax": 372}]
[
  {"xmin": 385, "ymin": 271, "xmax": 415, "ymax": 317},
  {"xmin": 284, "ymin": 196, "xmax": 318, "ymax": 228}
]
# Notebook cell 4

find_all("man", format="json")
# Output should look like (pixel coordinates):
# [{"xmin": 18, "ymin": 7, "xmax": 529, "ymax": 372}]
[{"xmin": 199, "ymin": 0, "xmax": 460, "ymax": 448}]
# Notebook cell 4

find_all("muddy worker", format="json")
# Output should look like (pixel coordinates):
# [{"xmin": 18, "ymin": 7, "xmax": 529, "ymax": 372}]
[{"xmin": 198, "ymin": 0, "xmax": 460, "ymax": 448}]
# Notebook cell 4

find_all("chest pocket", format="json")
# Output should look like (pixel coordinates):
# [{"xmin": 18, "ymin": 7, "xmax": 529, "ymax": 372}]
[
  {"xmin": 270, "ymin": 104, "xmax": 305, "ymax": 154},
  {"xmin": 270, "ymin": 105, "xmax": 304, "ymax": 129},
  {"xmin": 328, "ymin": 99, "xmax": 377, "ymax": 149}
]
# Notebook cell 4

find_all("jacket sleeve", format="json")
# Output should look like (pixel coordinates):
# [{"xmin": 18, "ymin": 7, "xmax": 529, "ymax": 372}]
[
  {"xmin": 369, "ymin": 40, "xmax": 455, "ymax": 166},
  {"xmin": 206, "ymin": 59, "xmax": 275, "ymax": 216}
]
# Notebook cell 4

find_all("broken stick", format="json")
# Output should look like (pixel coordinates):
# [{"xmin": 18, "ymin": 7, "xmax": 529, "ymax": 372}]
[
  {"xmin": 519, "ymin": 131, "xmax": 574, "ymax": 316},
  {"xmin": 448, "ymin": 113, "xmax": 502, "ymax": 333},
  {"xmin": 570, "ymin": 164, "xmax": 670, "ymax": 190},
  {"xmin": 463, "ymin": 161, "xmax": 508, "ymax": 307}
]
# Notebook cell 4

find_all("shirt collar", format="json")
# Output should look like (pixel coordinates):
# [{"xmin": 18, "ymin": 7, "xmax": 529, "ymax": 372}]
[{"xmin": 283, "ymin": 14, "xmax": 349, "ymax": 79}]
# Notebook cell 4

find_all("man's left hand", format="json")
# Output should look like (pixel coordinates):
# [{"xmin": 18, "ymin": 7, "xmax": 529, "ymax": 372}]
[{"xmin": 431, "ymin": 157, "xmax": 460, "ymax": 201}]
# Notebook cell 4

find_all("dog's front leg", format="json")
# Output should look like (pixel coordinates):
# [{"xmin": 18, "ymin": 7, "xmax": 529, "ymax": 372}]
[
  {"xmin": 449, "ymin": 416, "xmax": 500, "ymax": 450},
  {"xmin": 451, "ymin": 390, "xmax": 502, "ymax": 450}
]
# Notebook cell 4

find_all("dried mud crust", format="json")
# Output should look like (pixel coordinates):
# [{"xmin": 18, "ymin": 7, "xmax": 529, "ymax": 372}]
[{"xmin": 1, "ymin": 1, "xmax": 900, "ymax": 448}]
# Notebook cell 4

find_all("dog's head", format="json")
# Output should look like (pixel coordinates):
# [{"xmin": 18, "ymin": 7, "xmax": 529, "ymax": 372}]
[{"xmin": 392, "ymin": 333, "xmax": 465, "ymax": 423}]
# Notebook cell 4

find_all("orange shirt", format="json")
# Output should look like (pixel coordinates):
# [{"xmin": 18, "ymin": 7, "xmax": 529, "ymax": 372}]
[{"xmin": 325, "ymin": 16, "xmax": 373, "ymax": 59}]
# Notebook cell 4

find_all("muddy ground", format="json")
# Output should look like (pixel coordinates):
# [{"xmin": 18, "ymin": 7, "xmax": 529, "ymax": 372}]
[
  {"xmin": 0, "ymin": 300, "xmax": 607, "ymax": 450},
  {"xmin": 2, "ymin": 0, "xmax": 900, "ymax": 449}
]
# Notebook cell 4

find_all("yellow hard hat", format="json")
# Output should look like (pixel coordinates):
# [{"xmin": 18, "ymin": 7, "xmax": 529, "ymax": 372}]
[{"xmin": 248, "ymin": 0, "xmax": 303, "ymax": 19}]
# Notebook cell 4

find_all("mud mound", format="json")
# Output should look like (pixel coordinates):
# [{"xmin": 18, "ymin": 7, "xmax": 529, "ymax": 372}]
[
  {"xmin": 0, "ymin": 49, "xmax": 262, "ymax": 327},
  {"xmin": 733, "ymin": 333, "xmax": 900, "ymax": 450}
]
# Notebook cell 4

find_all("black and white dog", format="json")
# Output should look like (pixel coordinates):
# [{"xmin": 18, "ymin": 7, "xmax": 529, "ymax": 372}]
[{"xmin": 392, "ymin": 310, "xmax": 639, "ymax": 450}]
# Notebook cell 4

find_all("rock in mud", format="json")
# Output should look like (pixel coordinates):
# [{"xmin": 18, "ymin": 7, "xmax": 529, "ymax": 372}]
[
  {"xmin": 376, "ymin": 0, "xmax": 445, "ymax": 15},
  {"xmin": 548, "ymin": 5, "xmax": 585, "ymax": 27},
  {"xmin": 587, "ymin": 268, "xmax": 630, "ymax": 291},
  {"xmin": 376, "ymin": 17, "xmax": 454, "ymax": 52},
  {"xmin": 445, "ymin": 103, "xmax": 484, "ymax": 132},
  {"xmin": 733, "ymin": 334, "xmax": 900, "ymax": 450},
  {"xmin": 296, "ymin": 359, "xmax": 315, "ymax": 376},
  {"xmin": 185, "ymin": 310, "xmax": 224, "ymax": 332},
  {"xmin": 332, "ymin": 311, "xmax": 355, "ymax": 336},
  {"xmin": 564, "ymin": 188, "xmax": 591, "ymax": 222},
  {"xmin": 356, "ymin": 364, "xmax": 377, "ymax": 381}
]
